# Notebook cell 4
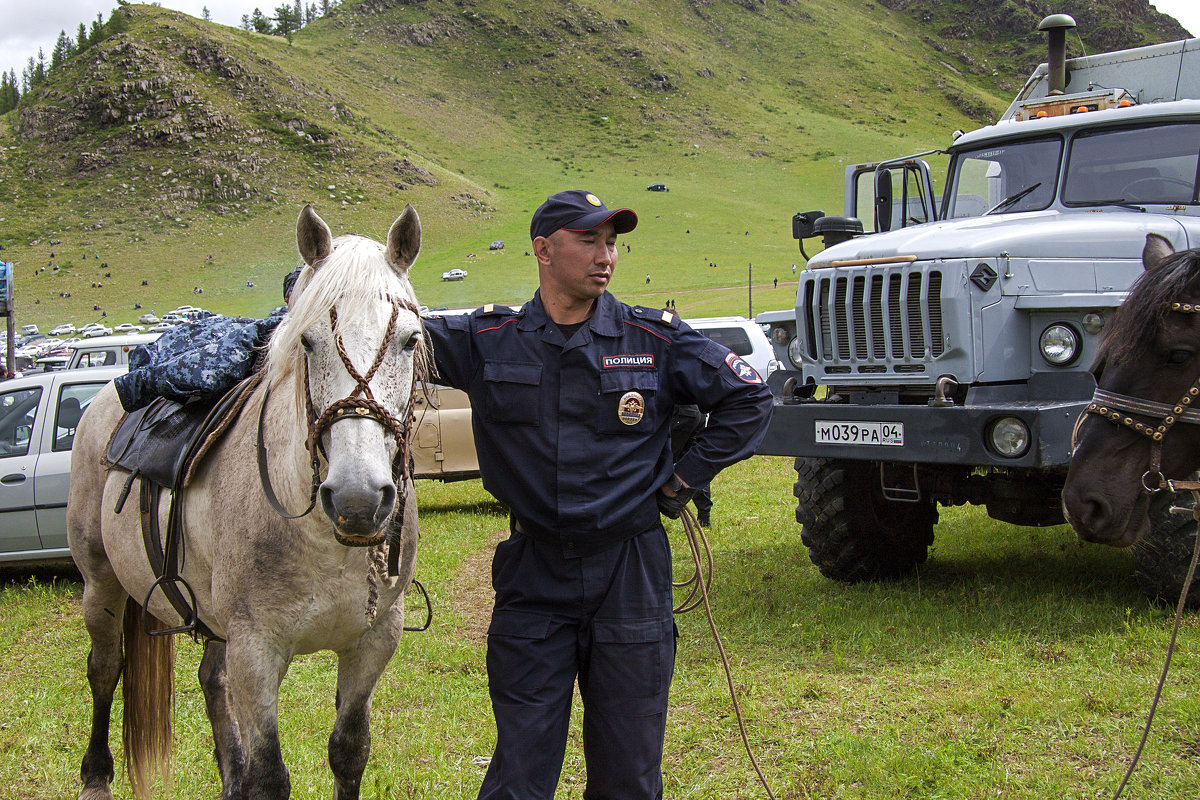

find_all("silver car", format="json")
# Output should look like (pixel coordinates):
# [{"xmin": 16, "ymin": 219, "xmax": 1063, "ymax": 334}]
[{"xmin": 0, "ymin": 366, "xmax": 126, "ymax": 564}]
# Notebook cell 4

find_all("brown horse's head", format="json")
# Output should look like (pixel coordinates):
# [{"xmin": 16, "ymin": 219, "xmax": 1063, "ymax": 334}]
[{"xmin": 1063, "ymin": 235, "xmax": 1200, "ymax": 547}]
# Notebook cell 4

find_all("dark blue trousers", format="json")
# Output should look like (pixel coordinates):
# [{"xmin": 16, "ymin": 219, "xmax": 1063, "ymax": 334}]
[{"xmin": 477, "ymin": 523, "xmax": 676, "ymax": 800}]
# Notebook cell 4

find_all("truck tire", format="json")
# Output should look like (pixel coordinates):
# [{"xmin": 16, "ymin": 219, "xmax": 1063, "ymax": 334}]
[
  {"xmin": 794, "ymin": 457, "xmax": 937, "ymax": 582},
  {"xmin": 1137, "ymin": 488, "xmax": 1200, "ymax": 609}
]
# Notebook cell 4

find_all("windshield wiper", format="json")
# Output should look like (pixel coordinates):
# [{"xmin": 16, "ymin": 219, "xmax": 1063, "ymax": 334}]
[
  {"xmin": 984, "ymin": 182, "xmax": 1043, "ymax": 215},
  {"xmin": 1073, "ymin": 199, "xmax": 1146, "ymax": 212}
]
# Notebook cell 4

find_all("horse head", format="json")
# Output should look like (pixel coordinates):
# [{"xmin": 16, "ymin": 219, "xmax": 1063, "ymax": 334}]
[
  {"xmin": 1063, "ymin": 234, "xmax": 1200, "ymax": 547},
  {"xmin": 265, "ymin": 205, "xmax": 426, "ymax": 546}
]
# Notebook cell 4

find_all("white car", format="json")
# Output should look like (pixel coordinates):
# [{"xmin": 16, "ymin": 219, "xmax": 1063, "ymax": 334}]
[
  {"xmin": 685, "ymin": 316, "xmax": 781, "ymax": 380},
  {"xmin": 147, "ymin": 322, "xmax": 175, "ymax": 333},
  {"xmin": 0, "ymin": 366, "xmax": 128, "ymax": 564},
  {"xmin": 137, "ymin": 313, "xmax": 160, "ymax": 325},
  {"xmin": 112, "ymin": 323, "xmax": 145, "ymax": 334},
  {"xmin": 441, "ymin": 269, "xmax": 468, "ymax": 281},
  {"xmin": 80, "ymin": 325, "xmax": 113, "ymax": 338},
  {"xmin": 48, "ymin": 323, "xmax": 76, "ymax": 336}
]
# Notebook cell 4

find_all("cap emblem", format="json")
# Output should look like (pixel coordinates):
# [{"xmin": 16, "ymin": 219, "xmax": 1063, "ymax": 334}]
[
  {"xmin": 586, "ymin": 193, "xmax": 603, "ymax": 207},
  {"xmin": 618, "ymin": 391, "xmax": 645, "ymax": 425}
]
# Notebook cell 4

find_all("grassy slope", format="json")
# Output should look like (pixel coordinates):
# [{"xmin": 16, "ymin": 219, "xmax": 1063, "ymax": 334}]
[{"xmin": 0, "ymin": 0, "xmax": 1010, "ymax": 329}]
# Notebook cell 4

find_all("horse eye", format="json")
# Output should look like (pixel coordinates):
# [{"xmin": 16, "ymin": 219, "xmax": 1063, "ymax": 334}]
[
  {"xmin": 1166, "ymin": 349, "xmax": 1192, "ymax": 365},
  {"xmin": 402, "ymin": 332, "xmax": 421, "ymax": 352},
  {"xmin": 300, "ymin": 335, "xmax": 314, "ymax": 352}
]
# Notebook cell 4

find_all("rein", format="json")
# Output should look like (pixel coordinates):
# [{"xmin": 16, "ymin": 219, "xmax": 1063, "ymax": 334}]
[{"xmin": 256, "ymin": 297, "xmax": 423, "ymax": 521}]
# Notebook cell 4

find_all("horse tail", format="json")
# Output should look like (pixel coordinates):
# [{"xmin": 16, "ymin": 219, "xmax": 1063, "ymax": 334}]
[{"xmin": 121, "ymin": 596, "xmax": 175, "ymax": 799}]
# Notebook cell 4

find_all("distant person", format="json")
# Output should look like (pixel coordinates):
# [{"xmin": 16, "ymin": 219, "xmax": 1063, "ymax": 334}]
[
  {"xmin": 774, "ymin": 277, "xmax": 778, "ymax": 288},
  {"xmin": 645, "ymin": 273, "xmax": 650, "ymax": 284}
]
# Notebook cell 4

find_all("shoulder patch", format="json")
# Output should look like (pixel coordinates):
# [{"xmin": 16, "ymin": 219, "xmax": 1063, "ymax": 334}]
[
  {"xmin": 631, "ymin": 305, "xmax": 680, "ymax": 328},
  {"xmin": 724, "ymin": 351, "xmax": 763, "ymax": 384}
]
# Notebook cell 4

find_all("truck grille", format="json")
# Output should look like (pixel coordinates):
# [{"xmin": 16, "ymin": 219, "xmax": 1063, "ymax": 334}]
[{"xmin": 803, "ymin": 267, "xmax": 944, "ymax": 370}]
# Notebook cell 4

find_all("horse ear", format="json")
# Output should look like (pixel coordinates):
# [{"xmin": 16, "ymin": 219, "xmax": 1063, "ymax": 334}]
[
  {"xmin": 1143, "ymin": 233, "xmax": 1175, "ymax": 272},
  {"xmin": 297, "ymin": 204, "xmax": 333, "ymax": 267},
  {"xmin": 387, "ymin": 205, "xmax": 421, "ymax": 274}
]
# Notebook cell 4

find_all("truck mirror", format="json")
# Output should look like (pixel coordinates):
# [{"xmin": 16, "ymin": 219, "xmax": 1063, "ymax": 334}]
[
  {"xmin": 792, "ymin": 211, "xmax": 825, "ymax": 240},
  {"xmin": 874, "ymin": 169, "xmax": 893, "ymax": 232}
]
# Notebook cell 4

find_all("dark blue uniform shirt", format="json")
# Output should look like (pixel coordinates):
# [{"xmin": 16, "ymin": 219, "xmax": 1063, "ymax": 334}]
[{"xmin": 423, "ymin": 290, "xmax": 773, "ymax": 554}]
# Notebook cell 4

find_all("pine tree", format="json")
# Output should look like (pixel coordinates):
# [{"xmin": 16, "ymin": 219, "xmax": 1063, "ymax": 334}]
[
  {"xmin": 202, "ymin": 6, "xmax": 211, "ymax": 21},
  {"xmin": 77, "ymin": 23, "xmax": 89, "ymax": 53},
  {"xmin": 251, "ymin": 8, "xmax": 272, "ymax": 34},
  {"xmin": 89, "ymin": 14, "xmax": 104, "ymax": 46}
]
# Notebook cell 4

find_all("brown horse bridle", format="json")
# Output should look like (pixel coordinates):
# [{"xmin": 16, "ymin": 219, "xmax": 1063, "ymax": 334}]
[
  {"xmin": 1081, "ymin": 301, "xmax": 1200, "ymax": 494},
  {"xmin": 256, "ymin": 297, "xmax": 424, "ymax": 523}
]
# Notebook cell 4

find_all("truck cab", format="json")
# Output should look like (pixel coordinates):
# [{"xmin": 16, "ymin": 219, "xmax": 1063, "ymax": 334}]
[{"xmin": 757, "ymin": 20, "xmax": 1200, "ymax": 598}]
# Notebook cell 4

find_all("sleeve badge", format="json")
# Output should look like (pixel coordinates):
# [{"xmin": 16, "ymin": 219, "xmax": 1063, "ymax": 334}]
[{"xmin": 724, "ymin": 351, "xmax": 763, "ymax": 384}]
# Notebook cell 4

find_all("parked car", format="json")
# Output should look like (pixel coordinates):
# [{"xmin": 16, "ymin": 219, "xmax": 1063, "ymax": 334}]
[
  {"xmin": 112, "ymin": 323, "xmax": 145, "ymax": 334},
  {"xmin": 20, "ymin": 324, "xmax": 40, "ymax": 336},
  {"xmin": 147, "ymin": 322, "xmax": 175, "ymax": 333},
  {"xmin": 646, "ymin": 183, "xmax": 669, "ymax": 192},
  {"xmin": 48, "ymin": 323, "xmax": 76, "ymax": 336},
  {"xmin": 138, "ymin": 313, "xmax": 160, "ymax": 325},
  {"xmin": 0, "ymin": 366, "xmax": 127, "ymax": 564},
  {"xmin": 67, "ymin": 333, "xmax": 160, "ymax": 369},
  {"xmin": 442, "ymin": 268, "xmax": 468, "ymax": 281},
  {"xmin": 685, "ymin": 316, "xmax": 781, "ymax": 380},
  {"xmin": 79, "ymin": 324, "xmax": 113, "ymax": 338}
]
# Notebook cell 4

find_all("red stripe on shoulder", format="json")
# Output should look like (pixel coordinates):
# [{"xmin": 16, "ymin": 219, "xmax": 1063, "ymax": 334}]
[
  {"xmin": 477, "ymin": 318, "xmax": 518, "ymax": 334},
  {"xmin": 623, "ymin": 320, "xmax": 672, "ymax": 343}
]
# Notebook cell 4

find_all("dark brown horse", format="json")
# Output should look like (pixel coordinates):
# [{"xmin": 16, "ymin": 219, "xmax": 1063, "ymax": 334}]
[{"xmin": 1063, "ymin": 234, "xmax": 1200, "ymax": 607}]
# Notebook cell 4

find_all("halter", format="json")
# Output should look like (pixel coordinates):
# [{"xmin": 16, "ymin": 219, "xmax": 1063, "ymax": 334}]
[
  {"xmin": 257, "ymin": 296, "xmax": 424, "ymax": 522},
  {"xmin": 1082, "ymin": 301, "xmax": 1200, "ymax": 493}
]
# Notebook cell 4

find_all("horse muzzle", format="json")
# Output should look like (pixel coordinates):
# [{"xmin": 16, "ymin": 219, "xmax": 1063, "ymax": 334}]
[{"xmin": 319, "ymin": 479, "xmax": 396, "ymax": 545}]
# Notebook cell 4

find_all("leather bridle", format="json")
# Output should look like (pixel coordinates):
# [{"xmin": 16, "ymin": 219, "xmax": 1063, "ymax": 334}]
[
  {"xmin": 1081, "ymin": 301, "xmax": 1200, "ymax": 493},
  {"xmin": 257, "ymin": 297, "xmax": 424, "ymax": 522}
]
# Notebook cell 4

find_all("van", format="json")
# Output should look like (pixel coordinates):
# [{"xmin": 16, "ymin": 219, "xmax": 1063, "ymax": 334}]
[
  {"xmin": 685, "ymin": 316, "xmax": 780, "ymax": 380},
  {"xmin": 66, "ymin": 333, "xmax": 160, "ymax": 370}
]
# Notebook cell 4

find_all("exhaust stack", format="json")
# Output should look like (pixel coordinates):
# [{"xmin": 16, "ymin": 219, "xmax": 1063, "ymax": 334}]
[{"xmin": 1039, "ymin": 13, "xmax": 1077, "ymax": 95}]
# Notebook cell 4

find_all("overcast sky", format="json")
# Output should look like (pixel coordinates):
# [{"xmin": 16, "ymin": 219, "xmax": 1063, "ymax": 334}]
[{"xmin": 2, "ymin": 1, "xmax": 1199, "ymax": 87}]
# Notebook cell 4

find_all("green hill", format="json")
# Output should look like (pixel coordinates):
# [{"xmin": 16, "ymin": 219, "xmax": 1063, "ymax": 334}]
[{"xmin": 0, "ymin": 0, "xmax": 1189, "ymax": 330}]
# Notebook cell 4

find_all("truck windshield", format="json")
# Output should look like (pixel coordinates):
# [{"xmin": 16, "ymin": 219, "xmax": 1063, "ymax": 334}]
[
  {"xmin": 1063, "ymin": 123, "xmax": 1200, "ymax": 206},
  {"xmin": 945, "ymin": 136, "xmax": 1062, "ymax": 218}
]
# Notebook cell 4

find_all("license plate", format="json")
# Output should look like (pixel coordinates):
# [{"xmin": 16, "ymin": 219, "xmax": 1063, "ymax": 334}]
[{"xmin": 815, "ymin": 420, "xmax": 904, "ymax": 446}]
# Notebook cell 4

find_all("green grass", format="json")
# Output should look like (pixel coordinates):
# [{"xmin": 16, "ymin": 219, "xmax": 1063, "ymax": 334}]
[{"xmin": 3, "ymin": 456, "xmax": 1199, "ymax": 798}]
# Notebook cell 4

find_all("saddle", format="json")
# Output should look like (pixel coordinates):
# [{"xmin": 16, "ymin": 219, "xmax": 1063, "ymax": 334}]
[{"xmin": 104, "ymin": 372, "xmax": 264, "ymax": 641}]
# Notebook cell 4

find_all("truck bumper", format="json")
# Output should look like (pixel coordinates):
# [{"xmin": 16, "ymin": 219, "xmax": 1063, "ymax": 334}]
[{"xmin": 757, "ymin": 397, "xmax": 1088, "ymax": 469}]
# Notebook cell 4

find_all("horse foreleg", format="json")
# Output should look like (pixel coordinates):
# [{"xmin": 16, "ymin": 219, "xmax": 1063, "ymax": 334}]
[
  {"xmin": 199, "ymin": 640, "xmax": 245, "ymax": 800},
  {"xmin": 78, "ymin": 575, "xmax": 128, "ymax": 800},
  {"xmin": 225, "ymin": 636, "xmax": 292, "ymax": 799},
  {"xmin": 329, "ymin": 613, "xmax": 404, "ymax": 800}
]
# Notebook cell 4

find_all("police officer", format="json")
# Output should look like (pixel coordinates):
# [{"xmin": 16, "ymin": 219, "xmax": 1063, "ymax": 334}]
[{"xmin": 422, "ymin": 190, "xmax": 773, "ymax": 800}]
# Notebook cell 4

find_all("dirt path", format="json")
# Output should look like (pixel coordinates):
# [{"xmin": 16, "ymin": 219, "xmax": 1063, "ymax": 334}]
[{"xmin": 446, "ymin": 529, "xmax": 507, "ymax": 643}]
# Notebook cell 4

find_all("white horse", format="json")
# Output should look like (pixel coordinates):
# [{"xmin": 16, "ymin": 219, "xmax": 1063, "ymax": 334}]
[{"xmin": 67, "ymin": 204, "xmax": 427, "ymax": 799}]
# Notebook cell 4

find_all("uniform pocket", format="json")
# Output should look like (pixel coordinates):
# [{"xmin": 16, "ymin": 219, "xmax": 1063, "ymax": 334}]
[
  {"xmin": 590, "ymin": 618, "xmax": 672, "ymax": 702},
  {"xmin": 594, "ymin": 371, "xmax": 659, "ymax": 435},
  {"xmin": 482, "ymin": 361, "xmax": 541, "ymax": 425}
]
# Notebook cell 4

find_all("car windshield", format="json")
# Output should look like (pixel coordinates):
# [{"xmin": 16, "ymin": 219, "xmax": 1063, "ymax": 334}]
[
  {"xmin": 945, "ymin": 135, "xmax": 1062, "ymax": 218},
  {"xmin": 1062, "ymin": 123, "xmax": 1200, "ymax": 206}
]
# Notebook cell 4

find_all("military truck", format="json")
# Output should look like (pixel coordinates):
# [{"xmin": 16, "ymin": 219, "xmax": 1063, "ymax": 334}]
[{"xmin": 756, "ymin": 16, "xmax": 1200, "ymax": 602}]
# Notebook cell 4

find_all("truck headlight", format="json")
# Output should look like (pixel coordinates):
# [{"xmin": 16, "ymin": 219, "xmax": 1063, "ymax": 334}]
[
  {"xmin": 787, "ymin": 337, "xmax": 804, "ymax": 368},
  {"xmin": 1039, "ymin": 323, "xmax": 1079, "ymax": 366},
  {"xmin": 988, "ymin": 416, "xmax": 1030, "ymax": 458}
]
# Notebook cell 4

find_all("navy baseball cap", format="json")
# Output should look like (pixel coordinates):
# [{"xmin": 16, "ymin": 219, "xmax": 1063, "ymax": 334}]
[{"xmin": 530, "ymin": 190, "xmax": 638, "ymax": 242}]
